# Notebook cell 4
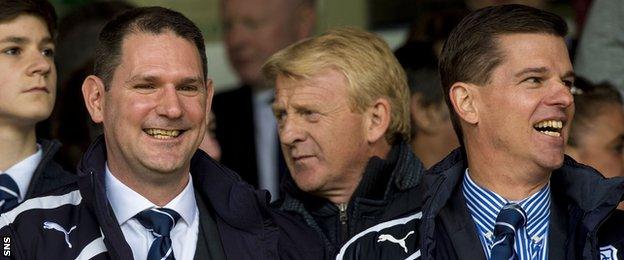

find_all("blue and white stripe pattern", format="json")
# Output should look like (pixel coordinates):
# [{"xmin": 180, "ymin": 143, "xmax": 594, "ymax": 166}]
[
  {"xmin": 135, "ymin": 207, "xmax": 181, "ymax": 260},
  {"xmin": 0, "ymin": 174, "xmax": 20, "ymax": 213},
  {"xmin": 462, "ymin": 169, "xmax": 550, "ymax": 260}
]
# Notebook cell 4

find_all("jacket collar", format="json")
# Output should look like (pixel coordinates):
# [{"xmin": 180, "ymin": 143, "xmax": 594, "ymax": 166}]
[
  {"xmin": 26, "ymin": 139, "xmax": 76, "ymax": 199},
  {"xmin": 78, "ymin": 135, "xmax": 272, "ymax": 230},
  {"xmin": 76, "ymin": 135, "xmax": 275, "ymax": 259},
  {"xmin": 282, "ymin": 141, "xmax": 423, "ymax": 207},
  {"xmin": 422, "ymin": 147, "xmax": 624, "ymax": 257},
  {"xmin": 76, "ymin": 136, "xmax": 133, "ymax": 260},
  {"xmin": 426, "ymin": 148, "xmax": 624, "ymax": 217}
]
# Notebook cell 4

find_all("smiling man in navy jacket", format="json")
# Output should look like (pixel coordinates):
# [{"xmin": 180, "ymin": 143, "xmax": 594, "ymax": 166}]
[
  {"xmin": 337, "ymin": 5, "xmax": 624, "ymax": 259},
  {"xmin": 0, "ymin": 6, "xmax": 323, "ymax": 260}
]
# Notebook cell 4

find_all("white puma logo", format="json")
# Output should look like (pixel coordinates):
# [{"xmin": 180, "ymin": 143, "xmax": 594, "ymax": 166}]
[
  {"xmin": 377, "ymin": 230, "xmax": 415, "ymax": 253},
  {"xmin": 43, "ymin": 221, "xmax": 77, "ymax": 248}
]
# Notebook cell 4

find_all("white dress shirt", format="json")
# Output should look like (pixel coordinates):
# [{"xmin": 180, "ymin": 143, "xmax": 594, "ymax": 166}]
[
  {"xmin": 105, "ymin": 164, "xmax": 199, "ymax": 260},
  {"xmin": 3, "ymin": 144, "xmax": 42, "ymax": 202},
  {"xmin": 253, "ymin": 88, "xmax": 279, "ymax": 200}
]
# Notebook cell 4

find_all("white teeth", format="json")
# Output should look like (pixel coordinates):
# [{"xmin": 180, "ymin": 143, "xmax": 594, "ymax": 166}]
[
  {"xmin": 541, "ymin": 131, "xmax": 561, "ymax": 137},
  {"xmin": 534, "ymin": 120, "xmax": 563, "ymax": 137},
  {"xmin": 144, "ymin": 128, "xmax": 181, "ymax": 139},
  {"xmin": 533, "ymin": 120, "xmax": 563, "ymax": 129}
]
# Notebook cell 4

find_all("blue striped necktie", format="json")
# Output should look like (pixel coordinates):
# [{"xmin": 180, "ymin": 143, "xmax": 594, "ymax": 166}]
[
  {"xmin": 135, "ymin": 208, "xmax": 181, "ymax": 260},
  {"xmin": 490, "ymin": 203, "xmax": 526, "ymax": 260},
  {"xmin": 0, "ymin": 174, "xmax": 20, "ymax": 213}
]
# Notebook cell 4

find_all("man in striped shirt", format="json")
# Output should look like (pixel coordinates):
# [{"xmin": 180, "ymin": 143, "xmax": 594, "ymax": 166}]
[
  {"xmin": 336, "ymin": 4, "xmax": 624, "ymax": 259},
  {"xmin": 430, "ymin": 4, "xmax": 624, "ymax": 259}
]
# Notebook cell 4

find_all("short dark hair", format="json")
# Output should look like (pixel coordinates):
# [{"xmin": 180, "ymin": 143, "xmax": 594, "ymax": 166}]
[
  {"xmin": 568, "ymin": 78, "xmax": 623, "ymax": 147},
  {"xmin": 94, "ymin": 6, "xmax": 207, "ymax": 90},
  {"xmin": 0, "ymin": 0, "xmax": 57, "ymax": 37},
  {"xmin": 439, "ymin": 4, "xmax": 568, "ymax": 146}
]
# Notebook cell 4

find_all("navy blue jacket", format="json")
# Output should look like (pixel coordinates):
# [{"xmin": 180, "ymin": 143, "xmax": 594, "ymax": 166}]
[
  {"xmin": 0, "ymin": 137, "xmax": 324, "ymax": 259},
  {"xmin": 276, "ymin": 142, "xmax": 424, "ymax": 258},
  {"xmin": 337, "ymin": 148, "xmax": 624, "ymax": 259},
  {"xmin": 26, "ymin": 139, "xmax": 76, "ymax": 199}
]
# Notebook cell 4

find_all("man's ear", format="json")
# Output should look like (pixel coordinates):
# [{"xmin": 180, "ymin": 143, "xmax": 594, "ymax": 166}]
[
  {"xmin": 205, "ymin": 78, "xmax": 215, "ymax": 113},
  {"xmin": 449, "ymin": 82, "xmax": 478, "ymax": 125},
  {"xmin": 82, "ymin": 75, "xmax": 106, "ymax": 123},
  {"xmin": 365, "ymin": 98, "xmax": 391, "ymax": 143}
]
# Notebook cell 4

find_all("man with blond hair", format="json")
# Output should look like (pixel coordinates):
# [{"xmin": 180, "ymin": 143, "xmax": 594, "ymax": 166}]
[{"xmin": 264, "ymin": 27, "xmax": 424, "ymax": 256}]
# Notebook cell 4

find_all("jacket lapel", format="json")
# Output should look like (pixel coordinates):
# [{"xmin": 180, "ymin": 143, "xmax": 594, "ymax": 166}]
[
  {"xmin": 548, "ymin": 186, "xmax": 571, "ymax": 260},
  {"xmin": 436, "ymin": 182, "xmax": 486, "ymax": 260},
  {"xmin": 194, "ymin": 190, "xmax": 226, "ymax": 260}
]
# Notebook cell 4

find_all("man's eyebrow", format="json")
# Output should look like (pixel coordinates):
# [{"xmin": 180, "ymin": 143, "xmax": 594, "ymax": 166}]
[
  {"xmin": 41, "ymin": 37, "xmax": 54, "ymax": 45},
  {"xmin": 178, "ymin": 76, "xmax": 204, "ymax": 86},
  {"xmin": 514, "ymin": 67, "xmax": 548, "ymax": 77},
  {"xmin": 562, "ymin": 71, "xmax": 575, "ymax": 80},
  {"xmin": 126, "ymin": 75, "xmax": 158, "ymax": 84},
  {"xmin": 0, "ymin": 36, "xmax": 28, "ymax": 44},
  {"xmin": 125, "ymin": 75, "xmax": 205, "ymax": 86}
]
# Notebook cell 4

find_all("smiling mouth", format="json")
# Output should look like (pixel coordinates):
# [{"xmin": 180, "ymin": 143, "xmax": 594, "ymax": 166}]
[
  {"xmin": 144, "ymin": 128, "xmax": 185, "ymax": 139},
  {"xmin": 533, "ymin": 120, "xmax": 563, "ymax": 137}
]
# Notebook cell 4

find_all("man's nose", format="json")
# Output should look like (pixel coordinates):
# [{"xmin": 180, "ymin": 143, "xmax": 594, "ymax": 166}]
[
  {"xmin": 156, "ymin": 86, "xmax": 184, "ymax": 119},
  {"xmin": 279, "ymin": 116, "xmax": 306, "ymax": 146},
  {"xmin": 545, "ymin": 80, "xmax": 574, "ymax": 109},
  {"xmin": 26, "ymin": 51, "xmax": 53, "ymax": 77},
  {"xmin": 226, "ymin": 22, "xmax": 250, "ymax": 49}
]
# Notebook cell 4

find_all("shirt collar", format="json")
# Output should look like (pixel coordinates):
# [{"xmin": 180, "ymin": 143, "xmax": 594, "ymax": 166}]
[
  {"xmin": 462, "ymin": 168, "xmax": 550, "ymax": 238},
  {"xmin": 104, "ymin": 163, "xmax": 197, "ymax": 226},
  {"xmin": 4, "ymin": 144, "xmax": 42, "ymax": 201}
]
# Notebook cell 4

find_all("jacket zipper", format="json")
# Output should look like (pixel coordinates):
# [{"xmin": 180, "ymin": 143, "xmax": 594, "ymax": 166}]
[{"xmin": 338, "ymin": 203, "xmax": 348, "ymax": 244}]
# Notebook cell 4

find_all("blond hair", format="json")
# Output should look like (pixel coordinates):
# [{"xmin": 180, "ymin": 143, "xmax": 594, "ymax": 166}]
[{"xmin": 262, "ymin": 27, "xmax": 410, "ymax": 143}]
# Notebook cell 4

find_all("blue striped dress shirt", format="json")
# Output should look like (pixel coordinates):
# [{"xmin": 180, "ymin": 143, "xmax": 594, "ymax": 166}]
[{"xmin": 462, "ymin": 169, "xmax": 550, "ymax": 260}]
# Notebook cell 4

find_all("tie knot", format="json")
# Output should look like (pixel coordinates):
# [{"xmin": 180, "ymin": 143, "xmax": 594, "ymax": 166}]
[
  {"xmin": 135, "ymin": 208, "xmax": 181, "ymax": 237},
  {"xmin": 0, "ymin": 174, "xmax": 20, "ymax": 212},
  {"xmin": 494, "ymin": 203, "xmax": 526, "ymax": 236}
]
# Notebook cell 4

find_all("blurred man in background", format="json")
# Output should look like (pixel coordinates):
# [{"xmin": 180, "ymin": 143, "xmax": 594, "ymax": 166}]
[
  {"xmin": 566, "ymin": 78, "xmax": 624, "ymax": 209},
  {"xmin": 566, "ymin": 77, "xmax": 624, "ymax": 260},
  {"xmin": 214, "ymin": 0, "xmax": 316, "ymax": 199},
  {"xmin": 405, "ymin": 63, "xmax": 458, "ymax": 169},
  {"xmin": 0, "ymin": 0, "xmax": 74, "ymax": 213}
]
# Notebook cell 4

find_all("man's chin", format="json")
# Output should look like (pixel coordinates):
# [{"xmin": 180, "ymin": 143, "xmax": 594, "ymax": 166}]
[
  {"xmin": 537, "ymin": 155, "xmax": 565, "ymax": 172},
  {"xmin": 292, "ymin": 177, "xmax": 322, "ymax": 193},
  {"xmin": 140, "ymin": 158, "xmax": 188, "ymax": 176}
]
